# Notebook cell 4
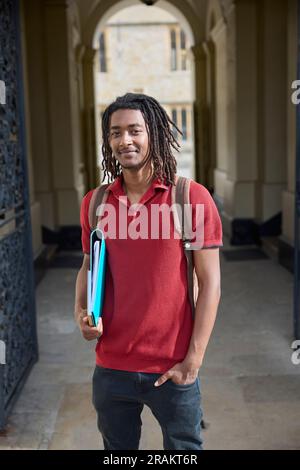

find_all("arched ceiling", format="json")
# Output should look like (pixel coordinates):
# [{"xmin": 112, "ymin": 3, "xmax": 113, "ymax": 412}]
[{"xmin": 76, "ymin": 0, "xmax": 209, "ymax": 47}]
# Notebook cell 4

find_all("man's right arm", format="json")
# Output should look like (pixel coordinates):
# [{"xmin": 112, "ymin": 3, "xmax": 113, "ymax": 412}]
[
  {"xmin": 74, "ymin": 254, "xmax": 89, "ymax": 324},
  {"xmin": 74, "ymin": 254, "xmax": 103, "ymax": 341}
]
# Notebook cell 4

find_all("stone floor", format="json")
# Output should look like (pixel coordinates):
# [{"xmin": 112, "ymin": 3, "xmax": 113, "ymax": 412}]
[{"xmin": 0, "ymin": 236, "xmax": 299, "ymax": 450}]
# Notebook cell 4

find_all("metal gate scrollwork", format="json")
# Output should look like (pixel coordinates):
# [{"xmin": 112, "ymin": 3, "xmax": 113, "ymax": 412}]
[{"xmin": 0, "ymin": 0, "xmax": 38, "ymax": 429}]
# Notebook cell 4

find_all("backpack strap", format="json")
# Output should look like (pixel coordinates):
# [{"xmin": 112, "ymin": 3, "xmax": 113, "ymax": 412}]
[
  {"xmin": 171, "ymin": 175, "xmax": 196, "ymax": 319},
  {"xmin": 88, "ymin": 183, "xmax": 110, "ymax": 231}
]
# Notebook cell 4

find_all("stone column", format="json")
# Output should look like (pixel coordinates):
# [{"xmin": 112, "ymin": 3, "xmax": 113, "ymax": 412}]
[
  {"xmin": 223, "ymin": 0, "xmax": 257, "ymax": 243},
  {"xmin": 23, "ymin": 0, "xmax": 57, "ymax": 231},
  {"xmin": 43, "ymin": 0, "xmax": 84, "ymax": 226},
  {"xmin": 256, "ymin": 0, "xmax": 287, "ymax": 224},
  {"xmin": 206, "ymin": 12, "xmax": 230, "ymax": 213},
  {"xmin": 191, "ymin": 43, "xmax": 209, "ymax": 186},
  {"xmin": 282, "ymin": 0, "xmax": 297, "ymax": 250},
  {"xmin": 20, "ymin": 0, "xmax": 42, "ymax": 258},
  {"xmin": 212, "ymin": 0, "xmax": 259, "ymax": 242},
  {"xmin": 82, "ymin": 45, "xmax": 99, "ymax": 189},
  {"xmin": 203, "ymin": 39, "xmax": 217, "ymax": 190}
]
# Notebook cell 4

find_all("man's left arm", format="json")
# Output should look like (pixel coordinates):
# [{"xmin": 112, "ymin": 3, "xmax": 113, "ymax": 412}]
[
  {"xmin": 154, "ymin": 247, "xmax": 221, "ymax": 387},
  {"xmin": 184, "ymin": 247, "xmax": 221, "ymax": 369}
]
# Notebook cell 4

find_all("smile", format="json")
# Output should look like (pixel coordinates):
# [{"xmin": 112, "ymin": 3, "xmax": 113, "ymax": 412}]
[{"xmin": 119, "ymin": 151, "xmax": 138, "ymax": 156}]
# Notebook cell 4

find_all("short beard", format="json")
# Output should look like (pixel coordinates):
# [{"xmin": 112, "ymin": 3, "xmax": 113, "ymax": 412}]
[{"xmin": 118, "ymin": 153, "xmax": 151, "ymax": 172}]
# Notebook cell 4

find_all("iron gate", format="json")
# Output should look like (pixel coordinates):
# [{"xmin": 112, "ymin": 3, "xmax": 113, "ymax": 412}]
[{"xmin": 0, "ymin": 0, "xmax": 38, "ymax": 429}]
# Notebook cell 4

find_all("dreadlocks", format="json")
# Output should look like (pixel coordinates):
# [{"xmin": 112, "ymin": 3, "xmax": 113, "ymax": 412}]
[{"xmin": 101, "ymin": 93, "xmax": 182, "ymax": 186}]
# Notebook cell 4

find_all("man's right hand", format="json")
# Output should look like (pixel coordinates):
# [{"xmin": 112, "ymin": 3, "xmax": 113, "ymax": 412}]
[{"xmin": 77, "ymin": 309, "xmax": 103, "ymax": 341}]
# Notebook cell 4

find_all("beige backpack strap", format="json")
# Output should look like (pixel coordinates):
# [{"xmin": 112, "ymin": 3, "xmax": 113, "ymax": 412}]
[
  {"xmin": 173, "ymin": 175, "xmax": 196, "ymax": 319},
  {"xmin": 88, "ymin": 183, "xmax": 110, "ymax": 230}
]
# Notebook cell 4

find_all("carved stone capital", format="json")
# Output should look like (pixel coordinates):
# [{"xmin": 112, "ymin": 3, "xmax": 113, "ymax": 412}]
[
  {"xmin": 82, "ymin": 46, "xmax": 98, "ymax": 65},
  {"xmin": 191, "ymin": 43, "xmax": 206, "ymax": 63}
]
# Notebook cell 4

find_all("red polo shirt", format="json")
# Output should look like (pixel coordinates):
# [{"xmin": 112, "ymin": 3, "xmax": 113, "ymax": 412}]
[{"xmin": 80, "ymin": 174, "xmax": 223, "ymax": 373}]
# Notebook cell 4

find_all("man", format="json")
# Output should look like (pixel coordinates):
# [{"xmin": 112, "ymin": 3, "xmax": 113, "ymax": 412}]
[{"xmin": 74, "ymin": 93, "xmax": 222, "ymax": 450}]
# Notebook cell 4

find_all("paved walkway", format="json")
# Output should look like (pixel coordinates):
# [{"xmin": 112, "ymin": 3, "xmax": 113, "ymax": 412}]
[{"xmin": 0, "ymin": 236, "xmax": 299, "ymax": 450}]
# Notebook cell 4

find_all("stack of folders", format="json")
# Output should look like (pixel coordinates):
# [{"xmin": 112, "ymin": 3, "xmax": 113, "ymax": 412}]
[{"xmin": 87, "ymin": 229, "xmax": 107, "ymax": 327}]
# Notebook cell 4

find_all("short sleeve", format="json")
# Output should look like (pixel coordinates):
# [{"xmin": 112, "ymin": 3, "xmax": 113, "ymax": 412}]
[
  {"xmin": 189, "ymin": 180, "xmax": 223, "ymax": 249},
  {"xmin": 80, "ymin": 190, "xmax": 94, "ymax": 254}
]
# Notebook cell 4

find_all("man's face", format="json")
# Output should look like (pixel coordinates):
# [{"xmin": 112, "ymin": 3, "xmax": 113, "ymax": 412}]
[{"xmin": 108, "ymin": 109, "xmax": 150, "ymax": 171}]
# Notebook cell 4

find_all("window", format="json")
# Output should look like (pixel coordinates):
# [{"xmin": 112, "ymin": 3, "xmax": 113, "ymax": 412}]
[
  {"xmin": 99, "ymin": 32, "xmax": 107, "ymax": 72},
  {"xmin": 170, "ymin": 27, "xmax": 189, "ymax": 71},
  {"xmin": 169, "ymin": 106, "xmax": 190, "ymax": 142},
  {"xmin": 180, "ymin": 30, "xmax": 187, "ymax": 71},
  {"xmin": 181, "ymin": 109, "xmax": 187, "ymax": 140},
  {"xmin": 180, "ymin": 29, "xmax": 186, "ymax": 49},
  {"xmin": 170, "ymin": 30, "xmax": 177, "ymax": 71},
  {"xmin": 171, "ymin": 108, "xmax": 178, "ymax": 138}
]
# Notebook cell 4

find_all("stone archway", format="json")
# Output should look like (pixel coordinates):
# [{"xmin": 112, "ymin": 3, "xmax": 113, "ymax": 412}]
[
  {"xmin": 84, "ymin": 0, "xmax": 201, "ymax": 47},
  {"xmin": 204, "ymin": 0, "xmax": 227, "ymax": 192},
  {"xmin": 80, "ymin": 0, "xmax": 208, "ymax": 187}
]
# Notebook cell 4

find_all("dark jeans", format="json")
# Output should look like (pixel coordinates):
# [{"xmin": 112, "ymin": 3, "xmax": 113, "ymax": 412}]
[{"xmin": 92, "ymin": 364, "xmax": 203, "ymax": 450}]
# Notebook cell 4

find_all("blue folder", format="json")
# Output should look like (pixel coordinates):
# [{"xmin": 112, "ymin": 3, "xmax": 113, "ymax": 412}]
[{"xmin": 87, "ymin": 229, "xmax": 107, "ymax": 327}]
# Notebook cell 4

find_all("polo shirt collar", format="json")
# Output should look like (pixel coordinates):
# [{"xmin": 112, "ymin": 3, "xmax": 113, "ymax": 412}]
[{"xmin": 106, "ymin": 174, "xmax": 169, "ymax": 198}]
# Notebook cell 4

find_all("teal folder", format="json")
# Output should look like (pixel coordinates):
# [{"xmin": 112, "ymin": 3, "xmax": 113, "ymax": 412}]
[{"xmin": 87, "ymin": 229, "xmax": 107, "ymax": 327}]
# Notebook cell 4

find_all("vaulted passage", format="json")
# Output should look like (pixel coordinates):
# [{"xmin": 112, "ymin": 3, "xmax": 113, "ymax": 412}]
[{"xmin": 0, "ymin": 0, "xmax": 299, "ymax": 446}]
